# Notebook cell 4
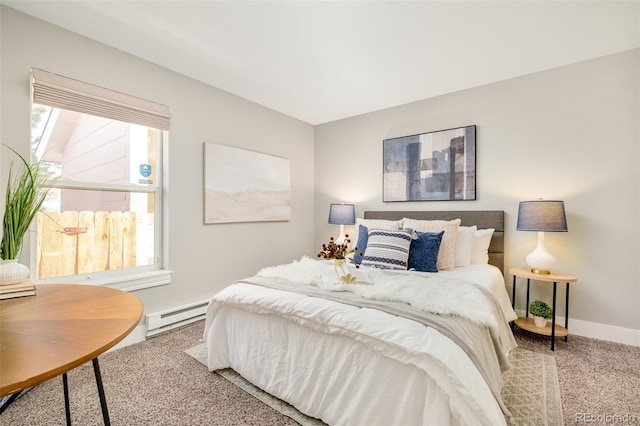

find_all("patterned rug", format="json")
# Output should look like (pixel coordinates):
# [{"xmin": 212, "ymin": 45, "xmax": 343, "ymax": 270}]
[
  {"xmin": 186, "ymin": 344, "xmax": 563, "ymax": 426},
  {"xmin": 503, "ymin": 347, "xmax": 564, "ymax": 425}
]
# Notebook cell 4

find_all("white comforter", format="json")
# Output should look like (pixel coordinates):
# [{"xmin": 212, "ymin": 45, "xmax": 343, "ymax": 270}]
[
  {"xmin": 258, "ymin": 257, "xmax": 517, "ymax": 330},
  {"xmin": 204, "ymin": 258, "xmax": 517, "ymax": 426}
]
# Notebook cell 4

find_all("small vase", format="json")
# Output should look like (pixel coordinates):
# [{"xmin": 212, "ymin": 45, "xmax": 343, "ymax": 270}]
[
  {"xmin": 0, "ymin": 259, "xmax": 30, "ymax": 286},
  {"xmin": 334, "ymin": 258, "xmax": 346, "ymax": 272},
  {"xmin": 533, "ymin": 316, "xmax": 547, "ymax": 328}
]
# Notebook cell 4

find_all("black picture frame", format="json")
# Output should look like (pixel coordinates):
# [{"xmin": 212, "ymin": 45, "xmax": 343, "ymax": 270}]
[{"xmin": 383, "ymin": 125, "xmax": 476, "ymax": 202}]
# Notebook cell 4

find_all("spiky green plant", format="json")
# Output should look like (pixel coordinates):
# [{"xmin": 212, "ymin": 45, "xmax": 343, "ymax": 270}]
[{"xmin": 1, "ymin": 146, "xmax": 54, "ymax": 260}]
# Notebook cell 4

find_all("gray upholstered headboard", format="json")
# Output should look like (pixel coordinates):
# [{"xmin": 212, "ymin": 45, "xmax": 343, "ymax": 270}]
[{"xmin": 363, "ymin": 210, "xmax": 504, "ymax": 274}]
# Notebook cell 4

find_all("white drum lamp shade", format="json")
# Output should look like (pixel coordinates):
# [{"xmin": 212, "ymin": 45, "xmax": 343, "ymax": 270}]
[
  {"xmin": 328, "ymin": 203, "xmax": 355, "ymax": 243},
  {"xmin": 517, "ymin": 200, "xmax": 568, "ymax": 274}
]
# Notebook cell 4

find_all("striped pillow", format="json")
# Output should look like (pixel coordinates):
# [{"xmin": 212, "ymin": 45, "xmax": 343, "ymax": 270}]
[{"xmin": 361, "ymin": 228, "xmax": 414, "ymax": 270}]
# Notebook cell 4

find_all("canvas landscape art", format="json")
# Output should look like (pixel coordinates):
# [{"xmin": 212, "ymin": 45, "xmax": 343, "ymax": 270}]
[
  {"xmin": 383, "ymin": 125, "xmax": 476, "ymax": 202},
  {"xmin": 204, "ymin": 143, "xmax": 291, "ymax": 224}
]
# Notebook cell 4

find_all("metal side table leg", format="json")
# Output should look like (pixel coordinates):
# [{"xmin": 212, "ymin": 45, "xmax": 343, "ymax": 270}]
[
  {"xmin": 92, "ymin": 358, "xmax": 111, "ymax": 426},
  {"xmin": 525, "ymin": 279, "xmax": 531, "ymax": 317},
  {"xmin": 564, "ymin": 282, "xmax": 570, "ymax": 342},
  {"xmin": 511, "ymin": 275, "xmax": 517, "ymax": 330},
  {"xmin": 551, "ymin": 282, "xmax": 557, "ymax": 351}
]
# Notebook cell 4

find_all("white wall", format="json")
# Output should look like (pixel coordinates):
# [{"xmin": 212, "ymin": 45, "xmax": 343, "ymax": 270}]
[
  {"xmin": 315, "ymin": 49, "xmax": 640, "ymax": 344},
  {"xmin": 0, "ymin": 6, "xmax": 316, "ymax": 315}
]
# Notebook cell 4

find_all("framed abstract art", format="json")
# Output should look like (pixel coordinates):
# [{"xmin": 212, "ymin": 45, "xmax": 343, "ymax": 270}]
[{"xmin": 383, "ymin": 125, "xmax": 476, "ymax": 202}]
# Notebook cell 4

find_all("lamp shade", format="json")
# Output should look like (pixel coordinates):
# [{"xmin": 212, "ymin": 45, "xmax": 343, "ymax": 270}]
[
  {"xmin": 516, "ymin": 200, "xmax": 568, "ymax": 232},
  {"xmin": 328, "ymin": 203, "xmax": 355, "ymax": 225}
]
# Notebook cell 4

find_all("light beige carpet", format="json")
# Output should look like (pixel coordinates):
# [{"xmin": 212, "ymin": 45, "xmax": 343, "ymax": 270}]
[{"xmin": 186, "ymin": 343, "xmax": 563, "ymax": 426}]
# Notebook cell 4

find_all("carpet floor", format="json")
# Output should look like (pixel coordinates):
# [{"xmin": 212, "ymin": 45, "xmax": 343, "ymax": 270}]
[{"xmin": 2, "ymin": 320, "xmax": 639, "ymax": 425}]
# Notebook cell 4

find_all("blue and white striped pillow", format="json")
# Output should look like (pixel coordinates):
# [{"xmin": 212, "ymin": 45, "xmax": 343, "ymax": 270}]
[{"xmin": 361, "ymin": 228, "xmax": 414, "ymax": 270}]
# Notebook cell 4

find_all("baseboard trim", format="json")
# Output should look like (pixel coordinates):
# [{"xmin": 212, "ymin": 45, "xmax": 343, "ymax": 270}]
[{"xmin": 514, "ymin": 309, "xmax": 640, "ymax": 347}]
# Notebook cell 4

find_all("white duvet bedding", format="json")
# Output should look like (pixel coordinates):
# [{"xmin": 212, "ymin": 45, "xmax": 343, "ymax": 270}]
[
  {"xmin": 204, "ymin": 259, "xmax": 517, "ymax": 426},
  {"xmin": 410, "ymin": 263, "xmax": 518, "ymax": 324},
  {"xmin": 257, "ymin": 257, "xmax": 517, "ymax": 326}
]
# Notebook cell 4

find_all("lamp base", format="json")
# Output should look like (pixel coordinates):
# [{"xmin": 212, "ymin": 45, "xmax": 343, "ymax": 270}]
[
  {"xmin": 530, "ymin": 268, "xmax": 551, "ymax": 275},
  {"xmin": 335, "ymin": 224, "xmax": 346, "ymax": 244},
  {"xmin": 526, "ymin": 232, "xmax": 555, "ymax": 275}
]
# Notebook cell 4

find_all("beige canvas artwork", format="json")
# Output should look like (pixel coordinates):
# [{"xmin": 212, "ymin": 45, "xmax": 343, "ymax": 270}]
[{"xmin": 204, "ymin": 143, "xmax": 291, "ymax": 224}]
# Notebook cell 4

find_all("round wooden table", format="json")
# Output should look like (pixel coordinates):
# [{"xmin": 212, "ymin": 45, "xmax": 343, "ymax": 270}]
[{"xmin": 0, "ymin": 284, "xmax": 143, "ymax": 424}]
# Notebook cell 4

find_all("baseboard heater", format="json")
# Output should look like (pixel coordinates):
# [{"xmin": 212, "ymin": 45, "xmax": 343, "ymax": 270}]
[{"xmin": 145, "ymin": 299, "xmax": 210, "ymax": 337}]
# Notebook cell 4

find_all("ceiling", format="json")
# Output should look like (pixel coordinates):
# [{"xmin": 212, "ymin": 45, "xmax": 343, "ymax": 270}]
[{"xmin": 4, "ymin": 1, "xmax": 639, "ymax": 125}]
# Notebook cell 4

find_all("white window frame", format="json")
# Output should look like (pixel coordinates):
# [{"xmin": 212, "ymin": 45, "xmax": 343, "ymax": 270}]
[{"xmin": 29, "ymin": 69, "xmax": 172, "ymax": 291}]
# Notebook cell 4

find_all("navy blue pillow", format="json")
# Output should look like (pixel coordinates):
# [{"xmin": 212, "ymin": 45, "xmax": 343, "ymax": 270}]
[
  {"xmin": 408, "ymin": 231, "xmax": 444, "ymax": 272},
  {"xmin": 353, "ymin": 224, "xmax": 368, "ymax": 264}
]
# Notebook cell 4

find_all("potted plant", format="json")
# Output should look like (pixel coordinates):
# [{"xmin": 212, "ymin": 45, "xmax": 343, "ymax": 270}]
[
  {"xmin": 529, "ymin": 300, "xmax": 553, "ymax": 327},
  {"xmin": 0, "ymin": 146, "xmax": 54, "ymax": 285}
]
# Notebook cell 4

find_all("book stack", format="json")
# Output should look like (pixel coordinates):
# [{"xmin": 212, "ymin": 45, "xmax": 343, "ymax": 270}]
[{"xmin": 0, "ymin": 280, "xmax": 36, "ymax": 300}]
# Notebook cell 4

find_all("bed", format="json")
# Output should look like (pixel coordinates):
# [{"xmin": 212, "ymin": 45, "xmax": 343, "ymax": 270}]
[{"xmin": 203, "ymin": 210, "xmax": 518, "ymax": 426}]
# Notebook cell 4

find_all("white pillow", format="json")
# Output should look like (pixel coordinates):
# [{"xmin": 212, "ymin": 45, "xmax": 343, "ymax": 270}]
[
  {"xmin": 455, "ymin": 226, "xmax": 477, "ymax": 267},
  {"xmin": 402, "ymin": 218, "xmax": 461, "ymax": 271},
  {"xmin": 354, "ymin": 218, "xmax": 403, "ymax": 245},
  {"xmin": 470, "ymin": 228, "xmax": 495, "ymax": 265}
]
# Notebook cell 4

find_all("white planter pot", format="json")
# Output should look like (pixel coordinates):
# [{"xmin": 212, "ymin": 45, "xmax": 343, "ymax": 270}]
[
  {"xmin": 533, "ymin": 315, "xmax": 547, "ymax": 328},
  {"xmin": 0, "ymin": 259, "xmax": 30, "ymax": 285}
]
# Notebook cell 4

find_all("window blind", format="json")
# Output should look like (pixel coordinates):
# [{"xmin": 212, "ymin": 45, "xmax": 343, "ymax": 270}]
[{"xmin": 31, "ymin": 68, "xmax": 171, "ymax": 130}]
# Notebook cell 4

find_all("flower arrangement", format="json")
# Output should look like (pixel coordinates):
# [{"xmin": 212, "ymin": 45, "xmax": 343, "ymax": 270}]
[
  {"xmin": 317, "ymin": 234, "xmax": 369, "ymax": 285},
  {"xmin": 317, "ymin": 234, "xmax": 361, "ymax": 261}
]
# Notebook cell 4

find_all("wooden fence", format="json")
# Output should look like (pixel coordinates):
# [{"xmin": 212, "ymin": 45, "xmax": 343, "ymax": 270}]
[{"xmin": 37, "ymin": 211, "xmax": 137, "ymax": 279}]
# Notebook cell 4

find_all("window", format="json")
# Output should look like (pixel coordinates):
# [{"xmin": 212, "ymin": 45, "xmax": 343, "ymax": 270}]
[{"xmin": 30, "ymin": 69, "xmax": 171, "ymax": 290}]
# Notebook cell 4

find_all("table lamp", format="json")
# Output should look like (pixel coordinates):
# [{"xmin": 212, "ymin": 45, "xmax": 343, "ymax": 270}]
[
  {"xmin": 516, "ymin": 199, "xmax": 568, "ymax": 274},
  {"xmin": 328, "ymin": 203, "xmax": 355, "ymax": 243}
]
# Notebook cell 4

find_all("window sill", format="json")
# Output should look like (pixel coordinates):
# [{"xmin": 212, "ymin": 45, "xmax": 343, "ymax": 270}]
[{"xmin": 36, "ymin": 269, "xmax": 173, "ymax": 292}]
